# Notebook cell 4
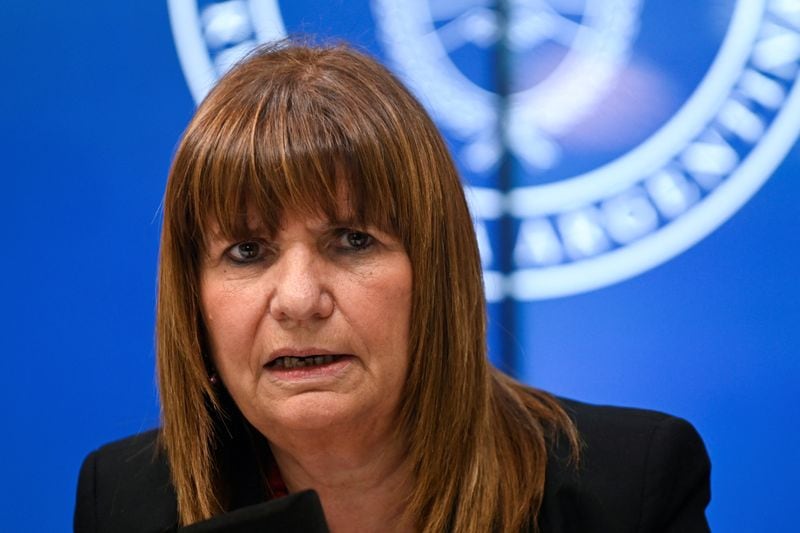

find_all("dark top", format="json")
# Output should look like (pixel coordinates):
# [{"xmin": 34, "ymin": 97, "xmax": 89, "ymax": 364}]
[{"xmin": 74, "ymin": 398, "xmax": 711, "ymax": 532}]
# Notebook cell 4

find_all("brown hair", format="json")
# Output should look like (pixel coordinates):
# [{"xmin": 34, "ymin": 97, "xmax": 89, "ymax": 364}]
[{"xmin": 157, "ymin": 41, "xmax": 577, "ymax": 531}]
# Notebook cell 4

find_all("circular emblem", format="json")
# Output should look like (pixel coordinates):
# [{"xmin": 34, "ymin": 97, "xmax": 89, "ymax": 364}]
[{"xmin": 169, "ymin": 0, "xmax": 800, "ymax": 300}]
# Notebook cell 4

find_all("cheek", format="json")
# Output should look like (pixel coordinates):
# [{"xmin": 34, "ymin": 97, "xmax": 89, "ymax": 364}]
[
  {"xmin": 201, "ymin": 280, "xmax": 266, "ymax": 369},
  {"xmin": 359, "ymin": 268, "xmax": 413, "ymax": 351}
]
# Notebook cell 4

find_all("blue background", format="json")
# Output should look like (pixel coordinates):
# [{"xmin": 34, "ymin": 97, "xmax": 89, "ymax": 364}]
[{"xmin": 3, "ymin": 1, "xmax": 798, "ymax": 531}]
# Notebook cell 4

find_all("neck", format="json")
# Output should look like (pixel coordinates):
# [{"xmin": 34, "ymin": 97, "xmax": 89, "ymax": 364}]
[{"xmin": 269, "ymin": 429, "xmax": 414, "ymax": 533}]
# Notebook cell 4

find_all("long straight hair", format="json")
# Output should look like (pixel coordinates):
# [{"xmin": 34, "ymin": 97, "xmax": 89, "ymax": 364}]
[{"xmin": 157, "ymin": 42, "xmax": 578, "ymax": 531}]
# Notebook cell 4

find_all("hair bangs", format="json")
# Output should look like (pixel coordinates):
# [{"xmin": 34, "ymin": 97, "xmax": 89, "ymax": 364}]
[{"xmin": 188, "ymin": 79, "xmax": 400, "ymax": 249}]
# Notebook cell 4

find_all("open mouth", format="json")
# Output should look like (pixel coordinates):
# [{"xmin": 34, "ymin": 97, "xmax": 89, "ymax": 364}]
[{"xmin": 266, "ymin": 354, "xmax": 347, "ymax": 370}]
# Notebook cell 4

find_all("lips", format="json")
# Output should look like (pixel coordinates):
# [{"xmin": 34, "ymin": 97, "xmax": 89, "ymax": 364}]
[
  {"xmin": 268, "ymin": 354, "xmax": 345, "ymax": 369},
  {"xmin": 265, "ymin": 348, "xmax": 351, "ymax": 370}
]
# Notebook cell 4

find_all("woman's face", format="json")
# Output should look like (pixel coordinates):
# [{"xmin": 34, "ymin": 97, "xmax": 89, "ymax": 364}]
[{"xmin": 200, "ymin": 209, "xmax": 412, "ymax": 440}]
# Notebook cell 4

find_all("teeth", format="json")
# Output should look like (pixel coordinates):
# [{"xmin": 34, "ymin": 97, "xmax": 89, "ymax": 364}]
[{"xmin": 273, "ymin": 355, "xmax": 337, "ymax": 369}]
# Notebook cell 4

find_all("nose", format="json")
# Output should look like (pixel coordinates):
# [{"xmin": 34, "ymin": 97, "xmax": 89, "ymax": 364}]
[{"xmin": 268, "ymin": 246, "xmax": 334, "ymax": 324}]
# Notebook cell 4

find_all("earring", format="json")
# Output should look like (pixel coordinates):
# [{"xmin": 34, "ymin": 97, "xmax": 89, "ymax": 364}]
[{"xmin": 209, "ymin": 373, "xmax": 219, "ymax": 385}]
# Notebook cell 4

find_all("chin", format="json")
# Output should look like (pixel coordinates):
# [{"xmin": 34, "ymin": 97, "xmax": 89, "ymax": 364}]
[{"xmin": 254, "ymin": 393, "xmax": 372, "ymax": 435}]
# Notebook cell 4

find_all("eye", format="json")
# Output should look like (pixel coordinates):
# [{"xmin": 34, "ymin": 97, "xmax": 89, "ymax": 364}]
[
  {"xmin": 226, "ymin": 241, "xmax": 265, "ymax": 263},
  {"xmin": 337, "ymin": 230, "xmax": 374, "ymax": 251}
]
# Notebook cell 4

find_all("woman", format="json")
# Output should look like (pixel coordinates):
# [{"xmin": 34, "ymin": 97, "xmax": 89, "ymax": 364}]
[{"xmin": 75, "ymin": 42, "xmax": 711, "ymax": 532}]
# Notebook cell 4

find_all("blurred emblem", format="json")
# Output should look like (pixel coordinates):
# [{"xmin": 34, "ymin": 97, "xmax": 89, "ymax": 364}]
[{"xmin": 169, "ymin": 0, "xmax": 800, "ymax": 300}]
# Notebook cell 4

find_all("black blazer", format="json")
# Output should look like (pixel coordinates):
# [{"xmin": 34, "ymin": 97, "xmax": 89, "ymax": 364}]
[{"xmin": 74, "ymin": 399, "xmax": 711, "ymax": 532}]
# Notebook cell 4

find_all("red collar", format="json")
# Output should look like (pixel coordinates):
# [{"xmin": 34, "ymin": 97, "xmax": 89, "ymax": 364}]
[{"xmin": 266, "ymin": 454, "xmax": 289, "ymax": 499}]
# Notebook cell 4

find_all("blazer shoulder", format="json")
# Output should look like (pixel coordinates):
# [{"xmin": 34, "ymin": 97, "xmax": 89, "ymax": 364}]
[
  {"xmin": 75, "ymin": 429, "xmax": 179, "ymax": 533},
  {"xmin": 540, "ymin": 398, "xmax": 711, "ymax": 533},
  {"xmin": 559, "ymin": 397, "xmax": 704, "ymax": 452}
]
